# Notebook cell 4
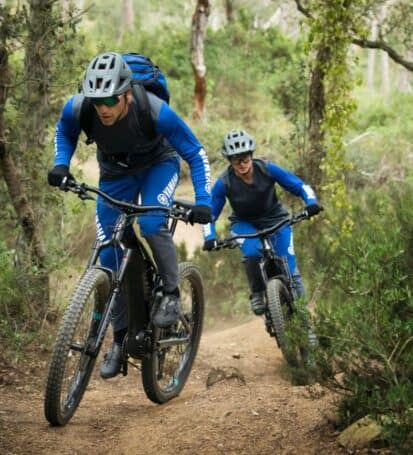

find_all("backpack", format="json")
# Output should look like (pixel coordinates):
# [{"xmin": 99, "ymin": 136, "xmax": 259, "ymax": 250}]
[
  {"xmin": 78, "ymin": 52, "xmax": 169, "ymax": 144},
  {"xmin": 122, "ymin": 53, "xmax": 169, "ymax": 104}
]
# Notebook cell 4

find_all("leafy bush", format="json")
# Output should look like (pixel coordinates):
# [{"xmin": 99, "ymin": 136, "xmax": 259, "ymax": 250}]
[
  {"xmin": 190, "ymin": 220, "xmax": 250, "ymax": 324},
  {"xmin": 0, "ymin": 242, "xmax": 45, "ymax": 355},
  {"xmin": 313, "ymin": 182, "xmax": 413, "ymax": 451}
]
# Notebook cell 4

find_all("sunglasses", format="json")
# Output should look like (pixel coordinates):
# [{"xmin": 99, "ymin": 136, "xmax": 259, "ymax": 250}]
[
  {"xmin": 229, "ymin": 154, "xmax": 252, "ymax": 165},
  {"xmin": 91, "ymin": 95, "xmax": 121, "ymax": 107}
]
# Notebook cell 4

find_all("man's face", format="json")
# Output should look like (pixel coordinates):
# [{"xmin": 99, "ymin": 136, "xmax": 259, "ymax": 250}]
[{"xmin": 92, "ymin": 93, "xmax": 128, "ymax": 126}]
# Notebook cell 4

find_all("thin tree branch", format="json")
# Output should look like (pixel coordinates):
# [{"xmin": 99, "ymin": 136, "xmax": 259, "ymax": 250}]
[
  {"xmin": 294, "ymin": 0, "xmax": 312, "ymax": 19},
  {"xmin": 292, "ymin": 0, "xmax": 413, "ymax": 72},
  {"xmin": 352, "ymin": 38, "xmax": 413, "ymax": 72}
]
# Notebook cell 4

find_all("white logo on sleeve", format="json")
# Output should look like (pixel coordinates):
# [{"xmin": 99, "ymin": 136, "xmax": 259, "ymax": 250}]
[
  {"xmin": 287, "ymin": 232, "xmax": 295, "ymax": 256},
  {"xmin": 198, "ymin": 148, "xmax": 211, "ymax": 194},
  {"xmin": 202, "ymin": 224, "xmax": 212, "ymax": 237},
  {"xmin": 302, "ymin": 184, "xmax": 316, "ymax": 200}
]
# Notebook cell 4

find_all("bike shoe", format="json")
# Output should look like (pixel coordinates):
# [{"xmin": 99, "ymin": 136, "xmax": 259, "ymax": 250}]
[
  {"xmin": 250, "ymin": 292, "xmax": 265, "ymax": 315},
  {"xmin": 153, "ymin": 293, "xmax": 181, "ymax": 328},
  {"xmin": 100, "ymin": 342, "xmax": 123, "ymax": 379}
]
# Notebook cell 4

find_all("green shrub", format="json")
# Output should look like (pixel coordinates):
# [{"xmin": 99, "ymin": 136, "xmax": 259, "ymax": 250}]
[{"xmin": 313, "ymin": 182, "xmax": 413, "ymax": 451}]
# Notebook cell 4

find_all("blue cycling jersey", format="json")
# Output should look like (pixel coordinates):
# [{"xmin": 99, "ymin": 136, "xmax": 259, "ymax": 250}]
[
  {"xmin": 54, "ymin": 92, "xmax": 211, "ymax": 206},
  {"xmin": 203, "ymin": 158, "xmax": 317, "ymax": 240}
]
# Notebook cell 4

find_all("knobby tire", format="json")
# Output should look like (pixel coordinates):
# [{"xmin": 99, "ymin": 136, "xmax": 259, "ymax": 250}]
[
  {"xmin": 141, "ymin": 262, "xmax": 204, "ymax": 403},
  {"xmin": 266, "ymin": 278, "xmax": 300, "ymax": 367},
  {"xmin": 44, "ymin": 268, "xmax": 110, "ymax": 426}
]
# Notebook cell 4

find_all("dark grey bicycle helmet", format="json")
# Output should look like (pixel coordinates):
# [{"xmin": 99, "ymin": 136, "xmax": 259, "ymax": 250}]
[
  {"xmin": 221, "ymin": 129, "xmax": 256, "ymax": 158},
  {"xmin": 82, "ymin": 52, "xmax": 132, "ymax": 98}
]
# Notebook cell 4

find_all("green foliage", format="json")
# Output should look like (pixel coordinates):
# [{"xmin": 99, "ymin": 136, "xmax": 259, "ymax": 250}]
[
  {"xmin": 190, "ymin": 220, "xmax": 250, "ymax": 324},
  {"xmin": 306, "ymin": 1, "xmax": 364, "ymax": 247},
  {"xmin": 313, "ymin": 181, "xmax": 413, "ymax": 451},
  {"xmin": 0, "ymin": 241, "xmax": 44, "ymax": 354},
  {"xmin": 193, "ymin": 244, "xmax": 250, "ymax": 321}
]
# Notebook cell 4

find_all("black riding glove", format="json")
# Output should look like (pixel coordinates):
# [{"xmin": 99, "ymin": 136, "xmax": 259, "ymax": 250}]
[
  {"xmin": 188, "ymin": 205, "xmax": 212, "ymax": 225},
  {"xmin": 203, "ymin": 239, "xmax": 217, "ymax": 251},
  {"xmin": 305, "ymin": 203, "xmax": 323, "ymax": 217},
  {"xmin": 47, "ymin": 165, "xmax": 73, "ymax": 187}
]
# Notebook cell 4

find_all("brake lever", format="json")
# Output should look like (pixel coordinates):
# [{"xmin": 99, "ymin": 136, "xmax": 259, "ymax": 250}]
[
  {"xmin": 229, "ymin": 240, "xmax": 239, "ymax": 249},
  {"xmin": 79, "ymin": 192, "xmax": 95, "ymax": 201}
]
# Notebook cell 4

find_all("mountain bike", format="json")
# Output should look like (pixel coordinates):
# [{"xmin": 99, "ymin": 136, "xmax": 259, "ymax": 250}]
[
  {"xmin": 44, "ymin": 180, "xmax": 205, "ymax": 426},
  {"xmin": 211, "ymin": 211, "xmax": 316, "ymax": 368}
]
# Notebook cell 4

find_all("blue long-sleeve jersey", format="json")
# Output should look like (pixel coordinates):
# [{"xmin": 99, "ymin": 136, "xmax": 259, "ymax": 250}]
[
  {"xmin": 203, "ymin": 159, "xmax": 318, "ymax": 240},
  {"xmin": 53, "ymin": 92, "xmax": 211, "ymax": 206}
]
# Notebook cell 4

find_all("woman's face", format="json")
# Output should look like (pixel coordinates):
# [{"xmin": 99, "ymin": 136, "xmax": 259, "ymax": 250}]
[{"xmin": 229, "ymin": 152, "xmax": 253, "ymax": 176}]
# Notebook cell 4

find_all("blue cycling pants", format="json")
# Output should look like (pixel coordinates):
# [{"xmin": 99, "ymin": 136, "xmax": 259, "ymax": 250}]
[
  {"xmin": 231, "ymin": 221, "xmax": 305, "ymax": 298},
  {"xmin": 96, "ymin": 158, "xmax": 180, "ymax": 331}
]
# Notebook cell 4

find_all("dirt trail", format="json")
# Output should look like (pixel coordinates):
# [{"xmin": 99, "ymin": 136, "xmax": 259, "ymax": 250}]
[{"xmin": 0, "ymin": 318, "xmax": 346, "ymax": 455}]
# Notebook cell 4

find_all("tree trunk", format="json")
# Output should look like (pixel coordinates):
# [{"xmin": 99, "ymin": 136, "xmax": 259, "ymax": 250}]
[
  {"xmin": 300, "ymin": 44, "xmax": 330, "ymax": 190},
  {"xmin": 398, "ymin": 50, "xmax": 413, "ymax": 93},
  {"xmin": 190, "ymin": 0, "xmax": 210, "ymax": 120},
  {"xmin": 225, "ymin": 0, "xmax": 234, "ymax": 23},
  {"xmin": 20, "ymin": 0, "xmax": 55, "ymax": 308},
  {"xmin": 120, "ymin": 0, "xmax": 134, "ymax": 40},
  {"xmin": 0, "ymin": 47, "xmax": 46, "ymax": 274},
  {"xmin": 367, "ymin": 20, "xmax": 377, "ymax": 90},
  {"xmin": 381, "ymin": 50, "xmax": 390, "ymax": 98}
]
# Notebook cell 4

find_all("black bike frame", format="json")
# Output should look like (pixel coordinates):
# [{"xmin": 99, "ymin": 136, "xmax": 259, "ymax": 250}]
[
  {"xmin": 64, "ymin": 181, "xmax": 190, "ymax": 360},
  {"xmin": 216, "ymin": 212, "xmax": 309, "ymax": 300}
]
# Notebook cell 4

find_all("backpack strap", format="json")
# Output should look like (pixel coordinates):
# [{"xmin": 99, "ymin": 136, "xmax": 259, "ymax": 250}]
[
  {"xmin": 131, "ymin": 82, "xmax": 158, "ymax": 140},
  {"xmin": 254, "ymin": 158, "xmax": 270, "ymax": 176},
  {"xmin": 72, "ymin": 94, "xmax": 95, "ymax": 145}
]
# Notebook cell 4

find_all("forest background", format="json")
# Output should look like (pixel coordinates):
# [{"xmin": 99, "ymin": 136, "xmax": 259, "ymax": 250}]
[{"xmin": 0, "ymin": 0, "xmax": 412, "ymax": 451}]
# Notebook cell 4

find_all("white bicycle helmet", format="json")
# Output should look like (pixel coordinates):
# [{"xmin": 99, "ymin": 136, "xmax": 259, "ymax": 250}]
[
  {"xmin": 82, "ymin": 52, "xmax": 132, "ymax": 98},
  {"xmin": 221, "ymin": 129, "xmax": 256, "ymax": 158}
]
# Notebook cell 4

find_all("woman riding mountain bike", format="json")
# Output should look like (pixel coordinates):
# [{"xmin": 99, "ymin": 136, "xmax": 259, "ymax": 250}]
[{"xmin": 202, "ymin": 129, "xmax": 322, "ymax": 342}]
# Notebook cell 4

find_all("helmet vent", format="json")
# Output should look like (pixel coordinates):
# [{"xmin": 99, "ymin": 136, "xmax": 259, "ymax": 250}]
[
  {"xmin": 82, "ymin": 52, "xmax": 133, "ymax": 98},
  {"xmin": 221, "ymin": 129, "xmax": 256, "ymax": 158}
]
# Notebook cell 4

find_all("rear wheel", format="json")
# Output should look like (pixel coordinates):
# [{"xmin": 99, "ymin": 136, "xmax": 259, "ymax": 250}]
[
  {"xmin": 266, "ymin": 278, "xmax": 300, "ymax": 367},
  {"xmin": 141, "ymin": 262, "xmax": 204, "ymax": 403},
  {"xmin": 44, "ymin": 268, "xmax": 110, "ymax": 426}
]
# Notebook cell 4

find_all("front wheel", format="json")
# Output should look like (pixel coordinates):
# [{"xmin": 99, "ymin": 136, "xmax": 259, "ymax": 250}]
[
  {"xmin": 44, "ymin": 268, "xmax": 110, "ymax": 426},
  {"xmin": 266, "ymin": 278, "xmax": 300, "ymax": 367},
  {"xmin": 141, "ymin": 262, "xmax": 204, "ymax": 403}
]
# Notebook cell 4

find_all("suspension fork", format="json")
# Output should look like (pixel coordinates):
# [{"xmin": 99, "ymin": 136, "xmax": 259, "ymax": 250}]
[
  {"xmin": 90, "ymin": 248, "xmax": 132, "ymax": 354},
  {"xmin": 259, "ymin": 236, "xmax": 274, "ymax": 287}
]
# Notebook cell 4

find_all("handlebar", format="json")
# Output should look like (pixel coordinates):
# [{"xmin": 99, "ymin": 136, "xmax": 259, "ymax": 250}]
[
  {"xmin": 211, "ymin": 211, "xmax": 312, "ymax": 251},
  {"xmin": 61, "ymin": 178, "xmax": 195, "ymax": 222}
]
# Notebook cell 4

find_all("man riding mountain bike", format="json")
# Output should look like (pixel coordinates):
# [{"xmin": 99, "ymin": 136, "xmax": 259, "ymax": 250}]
[{"xmin": 48, "ymin": 51, "xmax": 212, "ymax": 379}]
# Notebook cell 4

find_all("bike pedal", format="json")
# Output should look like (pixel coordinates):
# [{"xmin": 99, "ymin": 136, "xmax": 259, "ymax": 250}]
[{"xmin": 127, "ymin": 359, "xmax": 142, "ymax": 371}]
